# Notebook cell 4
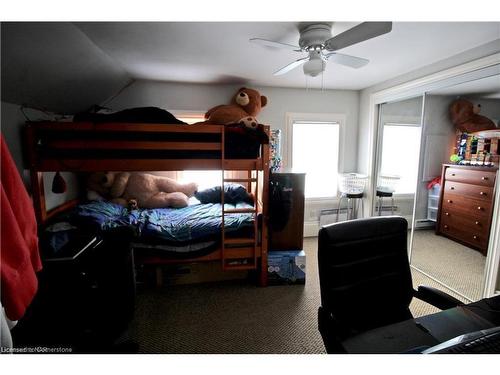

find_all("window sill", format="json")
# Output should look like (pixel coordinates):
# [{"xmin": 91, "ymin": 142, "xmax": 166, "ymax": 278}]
[
  {"xmin": 392, "ymin": 193, "xmax": 415, "ymax": 200},
  {"xmin": 305, "ymin": 196, "xmax": 339, "ymax": 204}
]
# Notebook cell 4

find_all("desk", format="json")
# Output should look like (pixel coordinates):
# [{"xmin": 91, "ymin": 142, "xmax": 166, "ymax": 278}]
[
  {"xmin": 12, "ymin": 231, "xmax": 136, "ymax": 351},
  {"xmin": 342, "ymin": 295, "xmax": 500, "ymax": 354}
]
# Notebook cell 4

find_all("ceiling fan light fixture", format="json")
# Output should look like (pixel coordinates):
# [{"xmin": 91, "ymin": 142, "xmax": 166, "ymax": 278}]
[
  {"xmin": 251, "ymin": 22, "xmax": 392, "ymax": 77},
  {"xmin": 303, "ymin": 52, "xmax": 325, "ymax": 77}
]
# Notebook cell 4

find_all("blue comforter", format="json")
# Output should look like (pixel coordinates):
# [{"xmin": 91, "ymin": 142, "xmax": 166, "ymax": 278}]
[{"xmin": 75, "ymin": 200, "xmax": 254, "ymax": 243}]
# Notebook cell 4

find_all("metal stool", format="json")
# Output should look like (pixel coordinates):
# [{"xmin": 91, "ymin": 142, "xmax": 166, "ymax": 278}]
[
  {"xmin": 376, "ymin": 190, "xmax": 394, "ymax": 216},
  {"xmin": 336, "ymin": 192, "xmax": 364, "ymax": 222}
]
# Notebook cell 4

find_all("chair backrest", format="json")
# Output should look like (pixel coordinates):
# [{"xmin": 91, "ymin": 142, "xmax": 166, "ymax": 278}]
[{"xmin": 318, "ymin": 216, "xmax": 414, "ymax": 338}]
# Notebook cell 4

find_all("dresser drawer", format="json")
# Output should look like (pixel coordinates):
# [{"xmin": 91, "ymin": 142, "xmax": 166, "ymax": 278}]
[
  {"xmin": 439, "ymin": 221, "xmax": 489, "ymax": 249},
  {"xmin": 440, "ymin": 213, "xmax": 490, "ymax": 236},
  {"xmin": 445, "ymin": 167, "xmax": 496, "ymax": 187},
  {"xmin": 443, "ymin": 181, "xmax": 493, "ymax": 202},
  {"xmin": 441, "ymin": 193, "xmax": 492, "ymax": 219}
]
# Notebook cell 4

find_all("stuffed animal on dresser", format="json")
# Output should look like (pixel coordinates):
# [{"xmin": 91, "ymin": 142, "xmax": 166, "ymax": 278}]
[
  {"xmin": 199, "ymin": 87, "xmax": 268, "ymax": 128},
  {"xmin": 449, "ymin": 99, "xmax": 496, "ymax": 133},
  {"xmin": 86, "ymin": 172, "xmax": 198, "ymax": 209}
]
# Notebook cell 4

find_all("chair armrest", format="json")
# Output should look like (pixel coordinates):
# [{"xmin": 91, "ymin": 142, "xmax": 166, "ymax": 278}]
[{"xmin": 414, "ymin": 285, "xmax": 464, "ymax": 310}]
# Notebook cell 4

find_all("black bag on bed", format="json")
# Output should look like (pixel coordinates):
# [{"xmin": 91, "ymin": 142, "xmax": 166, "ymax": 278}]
[{"xmin": 74, "ymin": 107, "xmax": 186, "ymax": 125}]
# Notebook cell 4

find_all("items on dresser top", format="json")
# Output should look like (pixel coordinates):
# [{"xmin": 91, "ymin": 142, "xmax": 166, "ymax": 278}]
[{"xmin": 436, "ymin": 164, "xmax": 498, "ymax": 255}]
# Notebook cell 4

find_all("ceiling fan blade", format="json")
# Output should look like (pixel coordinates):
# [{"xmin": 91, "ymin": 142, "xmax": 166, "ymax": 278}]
[
  {"xmin": 324, "ymin": 52, "xmax": 369, "ymax": 69},
  {"xmin": 273, "ymin": 57, "xmax": 309, "ymax": 76},
  {"xmin": 324, "ymin": 22, "xmax": 392, "ymax": 51},
  {"xmin": 250, "ymin": 38, "xmax": 301, "ymax": 52}
]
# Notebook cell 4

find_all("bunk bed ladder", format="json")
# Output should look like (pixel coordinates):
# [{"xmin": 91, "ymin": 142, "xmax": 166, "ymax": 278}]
[{"xmin": 220, "ymin": 132, "xmax": 259, "ymax": 271}]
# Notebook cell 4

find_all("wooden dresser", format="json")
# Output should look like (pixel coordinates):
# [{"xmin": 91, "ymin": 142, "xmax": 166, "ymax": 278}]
[{"xmin": 437, "ymin": 164, "xmax": 498, "ymax": 255}]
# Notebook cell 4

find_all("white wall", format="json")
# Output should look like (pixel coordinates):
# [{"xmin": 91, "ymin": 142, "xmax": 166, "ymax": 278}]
[{"xmin": 1, "ymin": 101, "xmax": 79, "ymax": 211}]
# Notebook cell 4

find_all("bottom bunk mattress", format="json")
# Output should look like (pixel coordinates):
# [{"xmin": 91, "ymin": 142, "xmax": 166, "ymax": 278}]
[{"xmin": 66, "ymin": 200, "xmax": 256, "ymax": 258}]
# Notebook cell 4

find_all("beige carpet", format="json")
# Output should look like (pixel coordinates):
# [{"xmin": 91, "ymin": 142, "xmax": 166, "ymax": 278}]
[
  {"xmin": 127, "ymin": 237, "xmax": 468, "ymax": 354},
  {"xmin": 411, "ymin": 229, "xmax": 486, "ymax": 301}
]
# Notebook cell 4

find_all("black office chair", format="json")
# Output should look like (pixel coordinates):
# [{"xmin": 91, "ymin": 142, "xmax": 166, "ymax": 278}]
[{"xmin": 317, "ymin": 216, "xmax": 464, "ymax": 353}]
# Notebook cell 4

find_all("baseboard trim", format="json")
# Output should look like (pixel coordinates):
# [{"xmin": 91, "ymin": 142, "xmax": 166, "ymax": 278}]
[
  {"xmin": 304, "ymin": 221, "xmax": 320, "ymax": 238},
  {"xmin": 304, "ymin": 214, "xmax": 415, "ymax": 238}
]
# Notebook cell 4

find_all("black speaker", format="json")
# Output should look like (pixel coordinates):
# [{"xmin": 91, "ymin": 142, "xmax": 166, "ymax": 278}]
[{"xmin": 269, "ymin": 173, "xmax": 305, "ymax": 250}]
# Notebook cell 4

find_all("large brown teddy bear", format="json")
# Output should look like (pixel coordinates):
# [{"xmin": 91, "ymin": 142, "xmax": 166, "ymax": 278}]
[
  {"xmin": 449, "ymin": 99, "xmax": 496, "ymax": 133},
  {"xmin": 86, "ymin": 172, "xmax": 198, "ymax": 209},
  {"xmin": 201, "ymin": 87, "xmax": 268, "ymax": 128}
]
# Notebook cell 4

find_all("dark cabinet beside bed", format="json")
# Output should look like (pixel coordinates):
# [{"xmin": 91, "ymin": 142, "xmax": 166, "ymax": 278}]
[{"xmin": 269, "ymin": 173, "xmax": 306, "ymax": 251}]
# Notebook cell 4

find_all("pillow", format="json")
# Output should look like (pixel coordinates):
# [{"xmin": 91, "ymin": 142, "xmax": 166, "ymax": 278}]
[{"xmin": 195, "ymin": 183, "xmax": 253, "ymax": 205}]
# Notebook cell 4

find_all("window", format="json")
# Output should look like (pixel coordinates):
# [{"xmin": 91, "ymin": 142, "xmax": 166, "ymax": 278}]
[
  {"xmin": 180, "ymin": 170, "xmax": 221, "ymax": 190},
  {"xmin": 173, "ymin": 113, "xmax": 221, "ymax": 189},
  {"xmin": 379, "ymin": 124, "xmax": 422, "ymax": 194},
  {"xmin": 289, "ymin": 117, "xmax": 342, "ymax": 199}
]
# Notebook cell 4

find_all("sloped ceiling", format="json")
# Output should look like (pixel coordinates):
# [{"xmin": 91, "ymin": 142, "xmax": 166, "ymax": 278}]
[
  {"xmin": 1, "ymin": 22, "xmax": 499, "ymax": 115},
  {"xmin": 1, "ymin": 22, "xmax": 131, "ymax": 114}
]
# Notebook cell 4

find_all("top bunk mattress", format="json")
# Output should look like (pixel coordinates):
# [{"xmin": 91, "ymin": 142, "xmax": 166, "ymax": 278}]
[{"xmin": 28, "ymin": 107, "xmax": 269, "ymax": 161}]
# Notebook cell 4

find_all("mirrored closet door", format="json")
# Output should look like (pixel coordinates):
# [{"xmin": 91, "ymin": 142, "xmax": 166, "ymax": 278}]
[
  {"xmin": 410, "ymin": 71, "xmax": 500, "ymax": 302},
  {"xmin": 372, "ymin": 95, "xmax": 424, "ymax": 251}
]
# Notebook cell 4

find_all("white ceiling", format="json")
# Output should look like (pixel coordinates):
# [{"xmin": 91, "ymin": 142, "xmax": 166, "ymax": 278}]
[
  {"xmin": 1, "ymin": 22, "xmax": 500, "ymax": 113},
  {"xmin": 75, "ymin": 22, "xmax": 500, "ymax": 90}
]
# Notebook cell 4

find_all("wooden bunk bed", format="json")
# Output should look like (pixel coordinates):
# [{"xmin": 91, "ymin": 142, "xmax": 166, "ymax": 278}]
[{"xmin": 24, "ymin": 121, "xmax": 270, "ymax": 286}]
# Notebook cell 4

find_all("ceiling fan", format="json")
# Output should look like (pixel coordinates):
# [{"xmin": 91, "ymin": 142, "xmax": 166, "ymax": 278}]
[{"xmin": 250, "ymin": 22, "xmax": 392, "ymax": 77}]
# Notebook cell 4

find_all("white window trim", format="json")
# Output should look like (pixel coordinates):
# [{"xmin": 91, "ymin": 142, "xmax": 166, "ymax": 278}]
[{"xmin": 284, "ymin": 112, "xmax": 346, "ymax": 201}]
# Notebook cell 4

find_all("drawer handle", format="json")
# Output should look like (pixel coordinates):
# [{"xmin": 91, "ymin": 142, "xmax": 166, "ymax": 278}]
[
  {"xmin": 444, "ymin": 225, "xmax": 449, "ymax": 229},
  {"xmin": 475, "ymin": 221, "xmax": 480, "ymax": 225},
  {"xmin": 447, "ymin": 199, "xmax": 452, "ymax": 203},
  {"xmin": 473, "ymin": 235, "xmax": 478, "ymax": 240},
  {"xmin": 445, "ymin": 212, "xmax": 449, "ymax": 216},
  {"xmin": 480, "ymin": 191, "xmax": 486, "ymax": 196},
  {"xmin": 450, "ymin": 186, "xmax": 455, "ymax": 190},
  {"xmin": 478, "ymin": 206, "xmax": 483, "ymax": 210},
  {"xmin": 482, "ymin": 176, "xmax": 488, "ymax": 180},
  {"xmin": 451, "ymin": 173, "xmax": 456, "ymax": 176}
]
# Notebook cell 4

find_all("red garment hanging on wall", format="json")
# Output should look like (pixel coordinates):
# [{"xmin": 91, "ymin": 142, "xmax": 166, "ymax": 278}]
[{"xmin": 1, "ymin": 135, "xmax": 42, "ymax": 320}]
